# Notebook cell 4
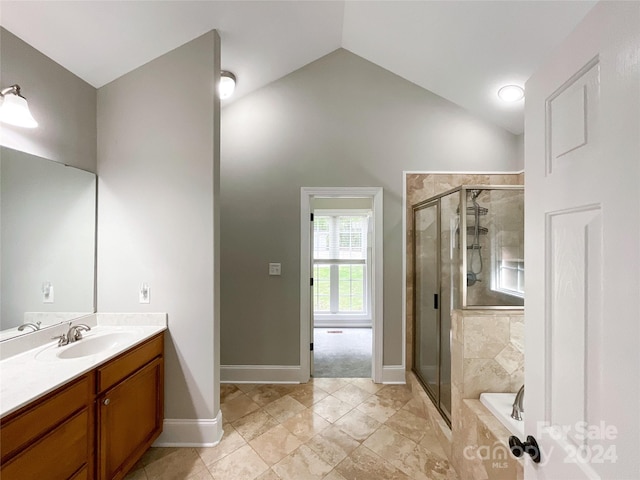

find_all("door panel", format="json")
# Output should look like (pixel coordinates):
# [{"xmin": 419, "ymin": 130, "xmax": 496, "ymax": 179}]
[
  {"xmin": 414, "ymin": 202, "xmax": 440, "ymax": 401},
  {"xmin": 525, "ymin": 2, "xmax": 639, "ymax": 478}
]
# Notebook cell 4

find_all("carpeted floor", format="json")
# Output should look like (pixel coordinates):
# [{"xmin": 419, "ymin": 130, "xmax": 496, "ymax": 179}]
[{"xmin": 313, "ymin": 328, "xmax": 372, "ymax": 378}]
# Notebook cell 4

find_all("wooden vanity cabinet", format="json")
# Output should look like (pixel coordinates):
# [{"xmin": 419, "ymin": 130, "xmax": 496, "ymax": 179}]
[
  {"xmin": 0, "ymin": 332, "xmax": 164, "ymax": 480},
  {"xmin": 0, "ymin": 374, "xmax": 95, "ymax": 480},
  {"xmin": 96, "ymin": 334, "xmax": 164, "ymax": 480}
]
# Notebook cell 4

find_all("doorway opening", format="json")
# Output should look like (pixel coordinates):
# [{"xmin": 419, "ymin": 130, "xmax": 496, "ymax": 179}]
[
  {"xmin": 312, "ymin": 203, "xmax": 372, "ymax": 377},
  {"xmin": 300, "ymin": 187, "xmax": 383, "ymax": 383}
]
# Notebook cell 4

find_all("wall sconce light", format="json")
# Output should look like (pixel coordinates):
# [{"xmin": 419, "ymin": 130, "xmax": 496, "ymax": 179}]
[
  {"xmin": 497, "ymin": 85, "xmax": 525, "ymax": 102},
  {"xmin": 0, "ymin": 84, "xmax": 38, "ymax": 128},
  {"xmin": 219, "ymin": 71, "xmax": 236, "ymax": 100}
]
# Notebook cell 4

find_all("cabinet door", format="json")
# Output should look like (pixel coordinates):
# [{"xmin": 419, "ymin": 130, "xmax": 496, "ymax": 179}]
[{"xmin": 97, "ymin": 357, "xmax": 163, "ymax": 480}]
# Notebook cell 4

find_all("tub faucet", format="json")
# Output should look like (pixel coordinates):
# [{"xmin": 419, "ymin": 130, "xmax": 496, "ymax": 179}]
[{"xmin": 511, "ymin": 385, "xmax": 524, "ymax": 421}]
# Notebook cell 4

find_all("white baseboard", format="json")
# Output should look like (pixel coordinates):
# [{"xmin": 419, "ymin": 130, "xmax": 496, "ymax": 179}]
[
  {"xmin": 221, "ymin": 365, "xmax": 302, "ymax": 384},
  {"xmin": 382, "ymin": 365, "xmax": 407, "ymax": 384},
  {"xmin": 313, "ymin": 321, "xmax": 372, "ymax": 328},
  {"xmin": 153, "ymin": 410, "xmax": 223, "ymax": 447}
]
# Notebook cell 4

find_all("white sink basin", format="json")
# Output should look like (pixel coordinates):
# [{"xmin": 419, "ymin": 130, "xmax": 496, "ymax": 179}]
[{"xmin": 36, "ymin": 331, "xmax": 137, "ymax": 361}]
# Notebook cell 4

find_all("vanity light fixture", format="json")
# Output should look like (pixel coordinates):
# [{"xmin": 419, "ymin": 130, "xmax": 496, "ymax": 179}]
[
  {"xmin": 219, "ymin": 71, "xmax": 236, "ymax": 99},
  {"xmin": 497, "ymin": 85, "xmax": 525, "ymax": 102},
  {"xmin": 0, "ymin": 84, "xmax": 38, "ymax": 128}
]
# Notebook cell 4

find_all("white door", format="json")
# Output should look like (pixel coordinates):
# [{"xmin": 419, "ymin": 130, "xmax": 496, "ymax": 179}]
[
  {"xmin": 310, "ymin": 207, "xmax": 315, "ymax": 376},
  {"xmin": 525, "ymin": 2, "xmax": 639, "ymax": 478}
]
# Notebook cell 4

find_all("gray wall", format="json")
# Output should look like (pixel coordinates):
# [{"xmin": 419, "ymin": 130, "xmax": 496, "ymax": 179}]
[
  {"xmin": 97, "ymin": 31, "xmax": 220, "ymax": 422},
  {"xmin": 0, "ymin": 28, "xmax": 96, "ymax": 172},
  {"xmin": 221, "ymin": 48, "xmax": 520, "ymax": 368}
]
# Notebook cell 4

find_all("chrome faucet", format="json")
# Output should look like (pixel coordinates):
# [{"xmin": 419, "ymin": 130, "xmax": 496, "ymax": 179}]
[
  {"xmin": 18, "ymin": 321, "xmax": 41, "ymax": 332},
  {"xmin": 511, "ymin": 385, "xmax": 525, "ymax": 421},
  {"xmin": 53, "ymin": 322, "xmax": 91, "ymax": 346},
  {"xmin": 68, "ymin": 323, "xmax": 91, "ymax": 342}
]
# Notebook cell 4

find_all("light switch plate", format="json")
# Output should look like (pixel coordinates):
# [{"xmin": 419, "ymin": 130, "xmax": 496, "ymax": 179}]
[{"xmin": 269, "ymin": 263, "xmax": 281, "ymax": 276}]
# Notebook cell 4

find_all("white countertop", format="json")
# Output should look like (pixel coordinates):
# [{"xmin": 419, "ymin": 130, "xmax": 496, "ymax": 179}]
[{"xmin": 0, "ymin": 321, "xmax": 166, "ymax": 419}]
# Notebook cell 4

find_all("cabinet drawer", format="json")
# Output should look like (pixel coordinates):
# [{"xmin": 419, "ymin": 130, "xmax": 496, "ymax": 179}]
[
  {"xmin": 1, "ymin": 408, "xmax": 90, "ymax": 480},
  {"xmin": 0, "ymin": 374, "xmax": 93, "ymax": 462},
  {"xmin": 97, "ymin": 333, "xmax": 163, "ymax": 393},
  {"xmin": 70, "ymin": 465, "xmax": 89, "ymax": 480}
]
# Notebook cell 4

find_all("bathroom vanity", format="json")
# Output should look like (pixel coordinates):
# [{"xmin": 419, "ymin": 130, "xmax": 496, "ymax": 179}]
[{"xmin": 0, "ymin": 326, "xmax": 165, "ymax": 480}]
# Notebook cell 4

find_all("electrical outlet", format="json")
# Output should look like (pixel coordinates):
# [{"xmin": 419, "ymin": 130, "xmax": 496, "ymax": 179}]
[
  {"xmin": 42, "ymin": 282, "xmax": 54, "ymax": 303},
  {"xmin": 139, "ymin": 283, "xmax": 150, "ymax": 303}
]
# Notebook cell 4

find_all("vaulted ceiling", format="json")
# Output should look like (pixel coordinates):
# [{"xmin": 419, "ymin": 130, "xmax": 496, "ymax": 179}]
[{"xmin": 0, "ymin": 1, "xmax": 596, "ymax": 134}]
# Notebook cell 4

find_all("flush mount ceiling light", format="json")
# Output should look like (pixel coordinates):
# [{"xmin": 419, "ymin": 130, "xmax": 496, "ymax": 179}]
[
  {"xmin": 0, "ymin": 84, "xmax": 38, "ymax": 128},
  {"xmin": 219, "ymin": 71, "xmax": 236, "ymax": 99},
  {"xmin": 497, "ymin": 85, "xmax": 525, "ymax": 102}
]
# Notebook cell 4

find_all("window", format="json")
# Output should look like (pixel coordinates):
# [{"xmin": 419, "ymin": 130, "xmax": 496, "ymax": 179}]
[
  {"xmin": 313, "ymin": 212, "xmax": 370, "ymax": 320},
  {"xmin": 497, "ymin": 259, "xmax": 525, "ymax": 298}
]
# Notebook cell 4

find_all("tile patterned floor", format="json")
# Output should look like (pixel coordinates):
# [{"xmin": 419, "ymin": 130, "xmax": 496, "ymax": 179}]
[{"xmin": 125, "ymin": 378, "xmax": 459, "ymax": 480}]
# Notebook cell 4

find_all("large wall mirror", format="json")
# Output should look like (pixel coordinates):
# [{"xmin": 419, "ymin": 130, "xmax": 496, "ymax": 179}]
[{"xmin": 0, "ymin": 147, "xmax": 96, "ymax": 340}]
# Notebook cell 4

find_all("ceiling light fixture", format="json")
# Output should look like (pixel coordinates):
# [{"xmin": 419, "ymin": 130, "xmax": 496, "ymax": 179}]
[
  {"xmin": 219, "ymin": 71, "xmax": 236, "ymax": 99},
  {"xmin": 0, "ymin": 84, "xmax": 38, "ymax": 128},
  {"xmin": 497, "ymin": 85, "xmax": 525, "ymax": 102}
]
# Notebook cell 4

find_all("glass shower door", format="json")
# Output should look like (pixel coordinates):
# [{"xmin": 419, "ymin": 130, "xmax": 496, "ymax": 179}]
[{"xmin": 413, "ymin": 202, "xmax": 440, "ymax": 402}]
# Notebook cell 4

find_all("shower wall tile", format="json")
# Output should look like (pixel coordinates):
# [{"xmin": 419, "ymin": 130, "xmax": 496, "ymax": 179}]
[
  {"xmin": 509, "ymin": 317, "xmax": 524, "ymax": 352},
  {"xmin": 462, "ymin": 316, "xmax": 510, "ymax": 358},
  {"xmin": 449, "ymin": 309, "xmax": 524, "ymax": 478}
]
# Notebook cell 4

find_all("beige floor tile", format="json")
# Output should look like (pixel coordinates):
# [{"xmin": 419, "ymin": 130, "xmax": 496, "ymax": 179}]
[
  {"xmin": 375, "ymin": 385, "xmax": 414, "ymax": 406},
  {"xmin": 385, "ymin": 408, "xmax": 431, "ymax": 443},
  {"xmin": 232, "ymin": 409, "xmax": 280, "ymax": 442},
  {"xmin": 347, "ymin": 378, "xmax": 384, "ymax": 394},
  {"xmin": 362, "ymin": 424, "xmax": 417, "ymax": 466},
  {"xmin": 335, "ymin": 445, "xmax": 410, "ymax": 480},
  {"xmin": 140, "ymin": 447, "xmax": 181, "ymax": 467},
  {"xmin": 306, "ymin": 425, "xmax": 360, "ymax": 467},
  {"xmin": 331, "ymin": 384, "xmax": 372, "ymax": 407},
  {"xmin": 311, "ymin": 395, "xmax": 353, "ymax": 423},
  {"xmin": 208, "ymin": 444, "xmax": 269, "ymax": 480},
  {"xmin": 236, "ymin": 383, "xmax": 260, "ymax": 393},
  {"xmin": 288, "ymin": 384, "xmax": 329, "ymax": 407},
  {"xmin": 395, "ymin": 443, "xmax": 453, "ymax": 480},
  {"xmin": 322, "ymin": 471, "xmax": 348, "ymax": 480},
  {"xmin": 249, "ymin": 385, "xmax": 292, "ymax": 407},
  {"xmin": 250, "ymin": 424, "xmax": 302, "ymax": 466},
  {"xmin": 401, "ymin": 397, "xmax": 427, "ymax": 418},
  {"xmin": 356, "ymin": 394, "xmax": 403, "ymax": 423},
  {"xmin": 281, "ymin": 409, "xmax": 331, "ymax": 442},
  {"xmin": 221, "ymin": 384, "xmax": 243, "ymax": 404},
  {"xmin": 186, "ymin": 471, "xmax": 214, "ymax": 480},
  {"xmin": 124, "ymin": 467, "xmax": 148, "ymax": 480},
  {"xmin": 311, "ymin": 378, "xmax": 348, "ymax": 394},
  {"xmin": 263, "ymin": 395, "xmax": 306, "ymax": 423},
  {"xmin": 272, "ymin": 445, "xmax": 333, "ymax": 480},
  {"xmin": 419, "ymin": 430, "xmax": 447, "ymax": 459},
  {"xmin": 255, "ymin": 469, "xmax": 281, "ymax": 480},
  {"xmin": 221, "ymin": 394, "xmax": 261, "ymax": 422},
  {"xmin": 334, "ymin": 409, "xmax": 381, "ymax": 442},
  {"xmin": 145, "ymin": 448, "xmax": 209, "ymax": 480},
  {"xmin": 363, "ymin": 425, "xmax": 452, "ymax": 480},
  {"xmin": 197, "ymin": 427, "xmax": 247, "ymax": 466}
]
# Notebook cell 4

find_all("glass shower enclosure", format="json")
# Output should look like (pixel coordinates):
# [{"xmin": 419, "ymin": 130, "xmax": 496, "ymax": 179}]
[{"xmin": 412, "ymin": 186, "xmax": 524, "ymax": 423}]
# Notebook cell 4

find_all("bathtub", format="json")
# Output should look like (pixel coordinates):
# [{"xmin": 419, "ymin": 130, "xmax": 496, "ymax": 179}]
[{"xmin": 479, "ymin": 392, "xmax": 525, "ymax": 438}]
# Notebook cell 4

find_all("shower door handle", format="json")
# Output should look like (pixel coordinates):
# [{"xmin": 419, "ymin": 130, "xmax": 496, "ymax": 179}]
[{"xmin": 433, "ymin": 293, "xmax": 439, "ymax": 309}]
